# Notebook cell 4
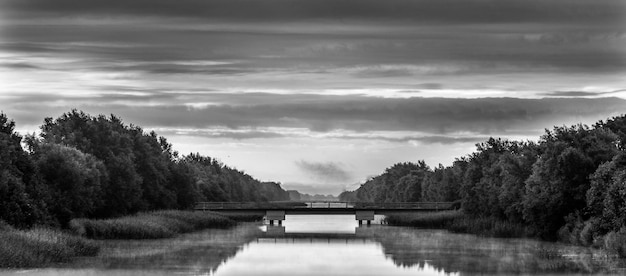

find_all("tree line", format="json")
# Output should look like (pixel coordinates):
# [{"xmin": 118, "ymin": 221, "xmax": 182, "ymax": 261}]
[
  {"xmin": 0, "ymin": 110, "xmax": 289, "ymax": 229},
  {"xmin": 340, "ymin": 114, "xmax": 626, "ymax": 242}
]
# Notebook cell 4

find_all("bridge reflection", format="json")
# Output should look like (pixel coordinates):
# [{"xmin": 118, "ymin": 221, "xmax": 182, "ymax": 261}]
[{"xmin": 261, "ymin": 225, "xmax": 376, "ymax": 241}]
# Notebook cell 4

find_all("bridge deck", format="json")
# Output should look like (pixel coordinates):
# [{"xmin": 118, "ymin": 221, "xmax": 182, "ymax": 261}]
[{"xmin": 194, "ymin": 201, "xmax": 455, "ymax": 213}]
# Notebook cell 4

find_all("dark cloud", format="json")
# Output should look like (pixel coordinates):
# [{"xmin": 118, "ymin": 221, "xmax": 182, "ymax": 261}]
[
  {"xmin": 3, "ymin": 0, "xmax": 623, "ymax": 25},
  {"xmin": 156, "ymin": 127, "xmax": 486, "ymax": 144},
  {"xmin": 414, "ymin": 83, "xmax": 444, "ymax": 90},
  {"xmin": 541, "ymin": 89, "xmax": 626, "ymax": 97},
  {"xmin": 334, "ymin": 135, "xmax": 489, "ymax": 145},
  {"xmin": 6, "ymin": 95, "xmax": 626, "ymax": 138},
  {"xmin": 295, "ymin": 161, "xmax": 351, "ymax": 183},
  {"xmin": 2, "ymin": 1, "xmax": 624, "ymax": 78},
  {"xmin": 0, "ymin": 61, "xmax": 41, "ymax": 69},
  {"xmin": 353, "ymin": 67, "xmax": 413, "ymax": 78}
]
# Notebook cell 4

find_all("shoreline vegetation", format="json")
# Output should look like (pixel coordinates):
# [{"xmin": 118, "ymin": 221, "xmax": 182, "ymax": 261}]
[
  {"xmin": 385, "ymin": 210, "xmax": 626, "ymax": 257},
  {"xmin": 69, "ymin": 210, "xmax": 262, "ymax": 240},
  {"xmin": 0, "ymin": 210, "xmax": 263, "ymax": 268},
  {"xmin": 0, "ymin": 221, "xmax": 99, "ymax": 268},
  {"xmin": 3, "ymin": 110, "xmax": 626, "ymax": 267},
  {"xmin": 341, "ymin": 114, "xmax": 626, "ymax": 258},
  {"xmin": 385, "ymin": 211, "xmax": 532, "ymax": 238}
]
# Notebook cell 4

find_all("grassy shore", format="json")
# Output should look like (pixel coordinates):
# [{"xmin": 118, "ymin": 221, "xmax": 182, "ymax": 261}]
[
  {"xmin": 69, "ymin": 210, "xmax": 251, "ymax": 240},
  {"xmin": 385, "ymin": 210, "xmax": 532, "ymax": 238},
  {"xmin": 0, "ymin": 223, "xmax": 99, "ymax": 268},
  {"xmin": 1, "ymin": 210, "xmax": 262, "ymax": 268}
]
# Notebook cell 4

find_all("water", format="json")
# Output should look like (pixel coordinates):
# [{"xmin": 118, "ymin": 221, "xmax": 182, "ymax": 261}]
[{"xmin": 2, "ymin": 215, "xmax": 625, "ymax": 276}]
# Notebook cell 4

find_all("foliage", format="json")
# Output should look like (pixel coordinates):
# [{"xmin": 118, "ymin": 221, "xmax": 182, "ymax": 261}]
[
  {"xmin": 346, "ymin": 114, "xmax": 626, "ymax": 251},
  {"xmin": 0, "ymin": 110, "xmax": 290, "ymax": 229},
  {"xmin": 31, "ymin": 143, "xmax": 108, "ymax": 227},
  {"xmin": 0, "ymin": 113, "xmax": 48, "ymax": 228},
  {"xmin": 349, "ymin": 162, "xmax": 431, "ymax": 202}
]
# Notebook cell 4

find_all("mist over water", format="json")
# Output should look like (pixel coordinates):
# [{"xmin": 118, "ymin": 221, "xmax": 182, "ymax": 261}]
[{"xmin": 1, "ymin": 215, "xmax": 624, "ymax": 276}]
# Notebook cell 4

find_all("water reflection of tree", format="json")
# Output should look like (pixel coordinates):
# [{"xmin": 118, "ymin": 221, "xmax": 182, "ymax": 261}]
[
  {"xmin": 360, "ymin": 226, "xmax": 621, "ymax": 274},
  {"xmin": 69, "ymin": 224, "xmax": 263, "ymax": 275}
]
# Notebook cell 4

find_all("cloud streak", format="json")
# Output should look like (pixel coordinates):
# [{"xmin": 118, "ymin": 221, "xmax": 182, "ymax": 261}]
[
  {"xmin": 295, "ymin": 161, "xmax": 352, "ymax": 183},
  {"xmin": 6, "ymin": 95, "xmax": 626, "ymax": 138}
]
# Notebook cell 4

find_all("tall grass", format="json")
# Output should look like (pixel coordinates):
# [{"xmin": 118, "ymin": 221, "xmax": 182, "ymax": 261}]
[
  {"xmin": 69, "ymin": 210, "xmax": 238, "ymax": 239},
  {"xmin": 385, "ymin": 210, "xmax": 462, "ymax": 228},
  {"xmin": 223, "ymin": 213, "xmax": 265, "ymax": 222},
  {"xmin": 0, "ymin": 225, "xmax": 99, "ymax": 268},
  {"xmin": 385, "ymin": 210, "xmax": 531, "ymax": 238}
]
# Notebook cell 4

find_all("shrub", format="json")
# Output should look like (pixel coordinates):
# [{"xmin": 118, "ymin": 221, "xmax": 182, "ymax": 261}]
[{"xmin": 603, "ymin": 227, "xmax": 626, "ymax": 257}]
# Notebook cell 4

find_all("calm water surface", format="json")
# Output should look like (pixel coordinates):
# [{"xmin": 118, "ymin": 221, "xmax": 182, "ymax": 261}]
[{"xmin": 2, "ymin": 215, "xmax": 625, "ymax": 276}]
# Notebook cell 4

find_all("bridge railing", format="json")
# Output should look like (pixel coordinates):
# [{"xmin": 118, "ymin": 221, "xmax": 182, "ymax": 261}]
[
  {"xmin": 194, "ymin": 201, "xmax": 307, "ymax": 210},
  {"xmin": 194, "ymin": 201, "xmax": 455, "ymax": 211}
]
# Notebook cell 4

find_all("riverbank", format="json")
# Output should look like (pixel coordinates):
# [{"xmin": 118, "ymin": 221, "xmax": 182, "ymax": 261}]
[
  {"xmin": 385, "ymin": 210, "xmax": 626, "ymax": 257},
  {"xmin": 69, "ymin": 210, "xmax": 262, "ymax": 239},
  {"xmin": 0, "ymin": 221, "xmax": 99, "ymax": 268},
  {"xmin": 0, "ymin": 210, "xmax": 263, "ymax": 268},
  {"xmin": 386, "ymin": 210, "xmax": 531, "ymax": 238}
]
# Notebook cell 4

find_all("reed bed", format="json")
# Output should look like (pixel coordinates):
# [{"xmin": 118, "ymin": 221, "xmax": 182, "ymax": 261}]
[
  {"xmin": 385, "ymin": 210, "xmax": 462, "ymax": 228},
  {"xmin": 0, "ymin": 225, "xmax": 98, "ymax": 268},
  {"xmin": 385, "ymin": 210, "xmax": 531, "ymax": 238},
  {"xmin": 70, "ymin": 210, "xmax": 237, "ymax": 240}
]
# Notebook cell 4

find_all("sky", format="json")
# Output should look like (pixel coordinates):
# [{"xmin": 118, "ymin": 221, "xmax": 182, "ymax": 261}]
[{"xmin": 1, "ymin": 0, "xmax": 625, "ymax": 195}]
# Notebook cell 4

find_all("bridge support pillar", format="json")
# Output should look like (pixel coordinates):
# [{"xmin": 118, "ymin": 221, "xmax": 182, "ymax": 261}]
[
  {"xmin": 356, "ymin": 211, "xmax": 374, "ymax": 225},
  {"xmin": 266, "ymin": 210, "xmax": 285, "ymax": 225}
]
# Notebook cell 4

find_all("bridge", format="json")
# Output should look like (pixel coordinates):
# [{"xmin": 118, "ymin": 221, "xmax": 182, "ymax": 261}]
[{"xmin": 194, "ymin": 201, "xmax": 456, "ymax": 225}]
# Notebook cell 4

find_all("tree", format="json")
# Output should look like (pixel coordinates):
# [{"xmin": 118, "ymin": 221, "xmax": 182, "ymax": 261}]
[
  {"xmin": 0, "ymin": 113, "xmax": 48, "ymax": 228},
  {"xmin": 32, "ymin": 143, "xmax": 107, "ymax": 227},
  {"xmin": 587, "ymin": 152, "xmax": 626, "ymax": 235}
]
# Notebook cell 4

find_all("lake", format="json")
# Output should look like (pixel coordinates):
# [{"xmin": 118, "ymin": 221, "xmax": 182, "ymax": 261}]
[{"xmin": 1, "ymin": 215, "xmax": 624, "ymax": 276}]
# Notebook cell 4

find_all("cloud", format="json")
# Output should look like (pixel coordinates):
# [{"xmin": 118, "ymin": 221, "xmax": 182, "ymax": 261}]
[
  {"xmin": 414, "ymin": 83, "xmax": 444, "ymax": 90},
  {"xmin": 540, "ymin": 89, "xmax": 626, "ymax": 97},
  {"xmin": 1, "ymin": 0, "xmax": 624, "ymax": 76},
  {"xmin": 3, "ymin": 0, "xmax": 623, "ymax": 25},
  {"xmin": 5, "ymin": 95, "xmax": 626, "ymax": 139},
  {"xmin": 295, "ymin": 161, "xmax": 352, "ymax": 183},
  {"xmin": 281, "ymin": 182, "xmax": 349, "ymax": 196},
  {"xmin": 0, "ymin": 61, "xmax": 41, "ymax": 69}
]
